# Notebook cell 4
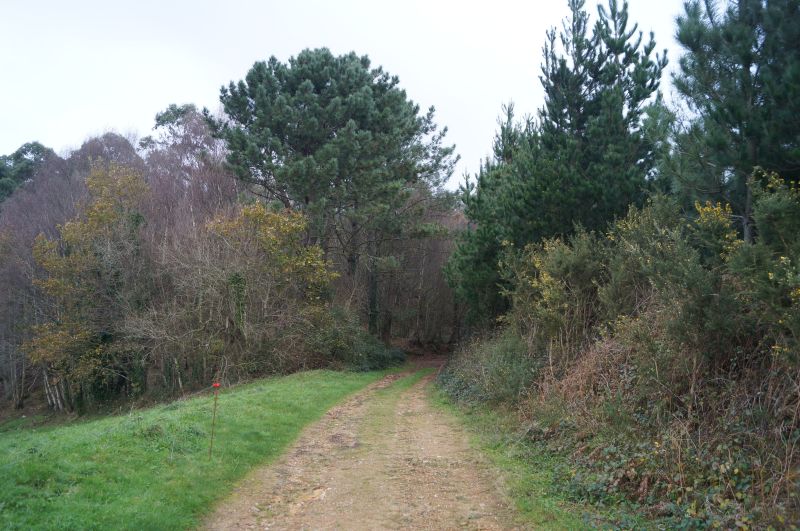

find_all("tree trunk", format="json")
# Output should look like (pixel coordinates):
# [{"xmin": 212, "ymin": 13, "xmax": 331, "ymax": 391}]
[
  {"xmin": 743, "ymin": 182, "xmax": 754, "ymax": 244},
  {"xmin": 413, "ymin": 252, "xmax": 428, "ymax": 343},
  {"xmin": 367, "ymin": 256, "xmax": 379, "ymax": 336},
  {"xmin": 380, "ymin": 309, "xmax": 392, "ymax": 344},
  {"xmin": 12, "ymin": 353, "xmax": 25, "ymax": 409}
]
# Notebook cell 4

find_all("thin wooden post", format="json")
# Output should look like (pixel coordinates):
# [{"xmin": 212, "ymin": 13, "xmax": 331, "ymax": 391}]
[{"xmin": 209, "ymin": 383, "xmax": 220, "ymax": 459}]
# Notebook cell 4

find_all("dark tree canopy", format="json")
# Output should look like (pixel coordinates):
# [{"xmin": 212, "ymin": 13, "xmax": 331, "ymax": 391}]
[
  {"xmin": 447, "ymin": 0, "xmax": 667, "ymax": 323},
  {"xmin": 0, "ymin": 142, "xmax": 60, "ymax": 202},
  {"xmin": 211, "ymin": 48, "xmax": 457, "ymax": 332},
  {"xmin": 520, "ymin": 0, "xmax": 667, "ymax": 239},
  {"xmin": 445, "ymin": 106, "xmax": 526, "ymax": 320},
  {"xmin": 210, "ymin": 48, "xmax": 455, "ymax": 220},
  {"xmin": 673, "ymin": 0, "xmax": 800, "ymax": 241}
]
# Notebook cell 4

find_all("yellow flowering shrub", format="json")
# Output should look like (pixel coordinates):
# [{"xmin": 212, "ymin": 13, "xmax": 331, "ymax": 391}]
[
  {"xmin": 206, "ymin": 203, "xmax": 336, "ymax": 294},
  {"xmin": 692, "ymin": 201, "xmax": 742, "ymax": 260}
]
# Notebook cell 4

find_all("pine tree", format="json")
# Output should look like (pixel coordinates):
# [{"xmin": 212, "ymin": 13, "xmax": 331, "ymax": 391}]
[
  {"xmin": 447, "ymin": 0, "xmax": 666, "ymax": 323},
  {"xmin": 674, "ymin": 0, "xmax": 800, "ymax": 241},
  {"xmin": 445, "ymin": 106, "xmax": 525, "ymax": 322},
  {"xmin": 513, "ymin": 0, "xmax": 666, "ymax": 241},
  {"xmin": 210, "ymin": 48, "xmax": 457, "ymax": 334}
]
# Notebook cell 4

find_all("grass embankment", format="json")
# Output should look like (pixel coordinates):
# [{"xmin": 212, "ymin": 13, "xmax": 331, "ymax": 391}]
[
  {"xmin": 431, "ymin": 389, "xmax": 649, "ymax": 530},
  {"xmin": 0, "ymin": 370, "xmax": 385, "ymax": 530}
]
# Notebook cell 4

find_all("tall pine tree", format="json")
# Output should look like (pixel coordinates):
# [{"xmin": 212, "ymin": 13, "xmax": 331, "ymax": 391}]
[
  {"xmin": 511, "ymin": 0, "xmax": 666, "ymax": 241},
  {"xmin": 448, "ymin": 0, "xmax": 666, "ymax": 324},
  {"xmin": 448, "ymin": 0, "xmax": 666, "ymax": 323},
  {"xmin": 210, "ymin": 48, "xmax": 457, "ymax": 334},
  {"xmin": 445, "ymin": 105, "xmax": 527, "ymax": 321},
  {"xmin": 673, "ymin": 0, "xmax": 800, "ymax": 241}
]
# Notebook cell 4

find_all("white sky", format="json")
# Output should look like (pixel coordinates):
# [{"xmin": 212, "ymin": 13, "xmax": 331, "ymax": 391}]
[{"xmin": 0, "ymin": 0, "xmax": 686, "ymax": 186}]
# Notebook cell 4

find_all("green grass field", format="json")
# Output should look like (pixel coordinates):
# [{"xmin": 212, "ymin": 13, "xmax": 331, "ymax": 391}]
[{"xmin": 0, "ymin": 370, "xmax": 385, "ymax": 530}]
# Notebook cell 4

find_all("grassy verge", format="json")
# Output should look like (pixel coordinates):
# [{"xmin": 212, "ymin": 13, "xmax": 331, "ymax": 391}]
[
  {"xmin": 430, "ymin": 389, "xmax": 649, "ymax": 530},
  {"xmin": 0, "ymin": 369, "xmax": 386, "ymax": 530}
]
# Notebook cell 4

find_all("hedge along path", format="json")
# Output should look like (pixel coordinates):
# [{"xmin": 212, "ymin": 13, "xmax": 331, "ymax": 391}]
[{"xmin": 203, "ymin": 359, "xmax": 521, "ymax": 530}]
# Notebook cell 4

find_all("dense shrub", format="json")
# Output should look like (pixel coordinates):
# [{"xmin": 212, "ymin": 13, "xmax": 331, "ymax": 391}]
[
  {"xmin": 440, "ymin": 175, "xmax": 800, "ymax": 527},
  {"xmin": 304, "ymin": 306, "xmax": 406, "ymax": 371},
  {"xmin": 501, "ymin": 229, "xmax": 605, "ymax": 376},
  {"xmin": 440, "ymin": 330, "xmax": 537, "ymax": 405}
]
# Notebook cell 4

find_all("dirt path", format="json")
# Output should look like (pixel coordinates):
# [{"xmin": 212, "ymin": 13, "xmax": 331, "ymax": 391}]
[{"xmin": 203, "ymin": 359, "xmax": 522, "ymax": 530}]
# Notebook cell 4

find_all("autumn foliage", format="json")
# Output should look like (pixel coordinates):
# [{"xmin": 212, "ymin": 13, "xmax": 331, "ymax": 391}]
[{"xmin": 21, "ymin": 163, "xmax": 359, "ymax": 411}]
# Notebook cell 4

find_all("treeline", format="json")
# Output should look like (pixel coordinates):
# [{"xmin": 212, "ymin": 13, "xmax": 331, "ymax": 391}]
[
  {"xmin": 0, "ymin": 49, "xmax": 459, "ymax": 412},
  {"xmin": 442, "ymin": 0, "xmax": 800, "ymax": 527}
]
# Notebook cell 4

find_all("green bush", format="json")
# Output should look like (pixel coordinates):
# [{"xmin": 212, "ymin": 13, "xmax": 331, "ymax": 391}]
[
  {"xmin": 598, "ymin": 196, "xmax": 683, "ymax": 321},
  {"xmin": 305, "ymin": 306, "xmax": 406, "ymax": 371},
  {"xmin": 346, "ymin": 335, "xmax": 406, "ymax": 372},
  {"xmin": 439, "ymin": 330, "xmax": 537, "ymax": 405},
  {"xmin": 502, "ymin": 228, "xmax": 605, "ymax": 374}
]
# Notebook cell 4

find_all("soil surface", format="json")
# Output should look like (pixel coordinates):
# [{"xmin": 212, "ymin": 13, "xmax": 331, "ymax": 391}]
[{"xmin": 203, "ymin": 357, "xmax": 522, "ymax": 530}]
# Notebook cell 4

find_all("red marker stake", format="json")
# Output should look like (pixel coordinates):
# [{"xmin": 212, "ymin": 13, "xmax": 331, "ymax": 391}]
[{"xmin": 209, "ymin": 382, "xmax": 220, "ymax": 459}]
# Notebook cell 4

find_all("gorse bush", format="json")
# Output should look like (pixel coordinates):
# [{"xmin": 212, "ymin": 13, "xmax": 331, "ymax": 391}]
[
  {"xmin": 500, "ymin": 228, "xmax": 605, "ymax": 376},
  {"xmin": 440, "ymin": 173, "xmax": 800, "ymax": 527}
]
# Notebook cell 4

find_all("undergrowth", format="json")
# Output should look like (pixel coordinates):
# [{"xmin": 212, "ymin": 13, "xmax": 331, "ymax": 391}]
[
  {"xmin": 308, "ymin": 306, "xmax": 407, "ymax": 371},
  {"xmin": 441, "ymin": 176, "xmax": 800, "ymax": 529},
  {"xmin": 431, "ymin": 386, "xmax": 651, "ymax": 530}
]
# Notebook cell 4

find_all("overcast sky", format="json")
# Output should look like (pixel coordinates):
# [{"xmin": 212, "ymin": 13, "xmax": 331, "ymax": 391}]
[{"xmin": 1, "ymin": 0, "xmax": 687, "ymax": 186}]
